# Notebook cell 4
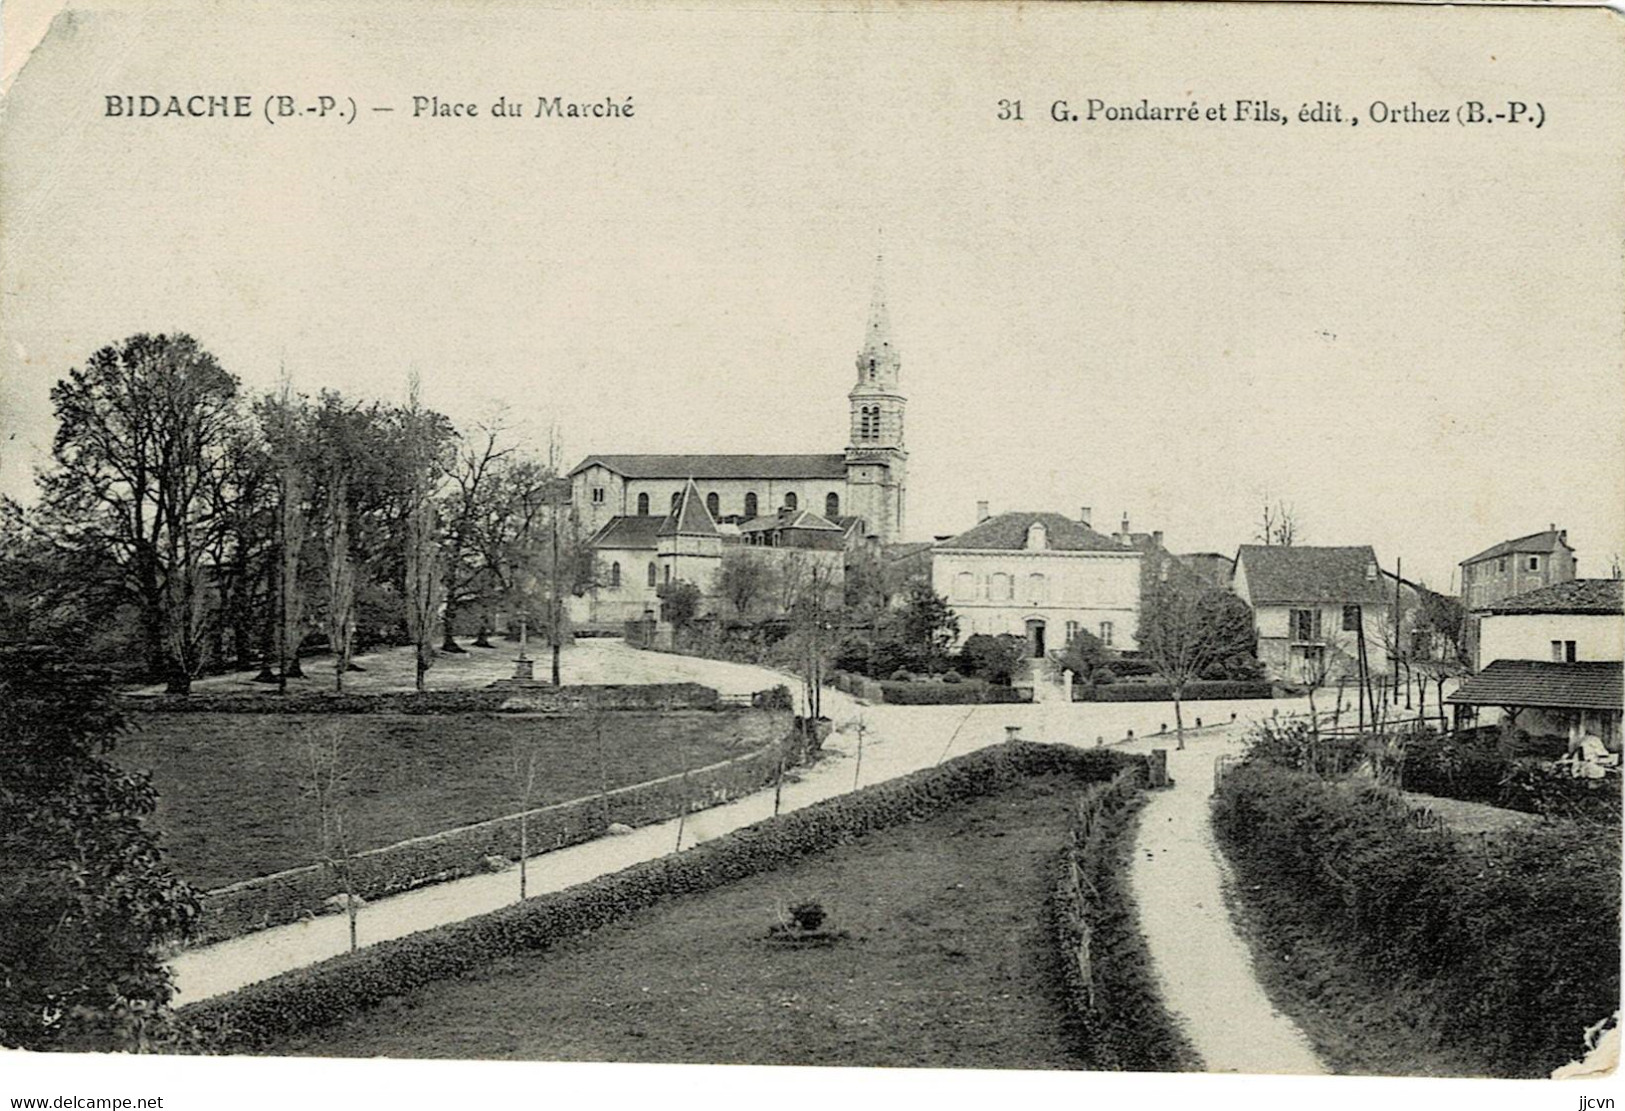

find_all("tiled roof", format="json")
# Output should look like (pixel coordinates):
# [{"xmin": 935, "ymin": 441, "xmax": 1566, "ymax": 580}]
[
  {"xmin": 883, "ymin": 541, "xmax": 935, "ymax": 563},
  {"xmin": 1485, "ymin": 579, "xmax": 1623, "ymax": 616},
  {"xmin": 587, "ymin": 515, "xmax": 664, "ymax": 550},
  {"xmin": 658, "ymin": 479, "xmax": 719, "ymax": 537},
  {"xmin": 1461, "ymin": 529, "xmax": 1569, "ymax": 566},
  {"xmin": 1234, "ymin": 545, "xmax": 1388, "ymax": 605},
  {"xmin": 738, "ymin": 509, "xmax": 843, "ymax": 534},
  {"xmin": 934, "ymin": 512, "xmax": 1126, "ymax": 553},
  {"xmin": 1447, "ymin": 659, "xmax": 1622, "ymax": 712},
  {"xmin": 571, "ymin": 454, "xmax": 847, "ymax": 480}
]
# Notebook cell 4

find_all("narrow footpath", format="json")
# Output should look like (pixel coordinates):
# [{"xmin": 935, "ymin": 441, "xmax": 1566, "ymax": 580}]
[{"xmin": 1127, "ymin": 731, "xmax": 1326, "ymax": 1074}]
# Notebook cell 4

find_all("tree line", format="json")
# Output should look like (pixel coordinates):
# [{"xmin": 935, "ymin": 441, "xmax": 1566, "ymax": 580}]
[{"xmin": 1, "ymin": 333, "xmax": 589, "ymax": 692}]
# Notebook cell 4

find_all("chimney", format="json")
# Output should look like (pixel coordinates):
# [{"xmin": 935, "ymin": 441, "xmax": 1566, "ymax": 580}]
[
  {"xmin": 1079, "ymin": 506, "xmax": 1092, "ymax": 527},
  {"xmin": 1152, "ymin": 530, "xmax": 1164, "ymax": 549},
  {"xmin": 976, "ymin": 500, "xmax": 990, "ymax": 523},
  {"xmin": 1121, "ymin": 512, "xmax": 1131, "ymax": 535}
]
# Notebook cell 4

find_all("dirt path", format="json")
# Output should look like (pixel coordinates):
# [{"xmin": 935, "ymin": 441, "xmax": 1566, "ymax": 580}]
[{"xmin": 1128, "ymin": 732, "xmax": 1326, "ymax": 1074}]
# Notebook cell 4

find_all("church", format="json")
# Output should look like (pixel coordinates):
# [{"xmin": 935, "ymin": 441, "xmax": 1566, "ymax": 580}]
[{"xmin": 567, "ymin": 269, "xmax": 909, "ymax": 626}]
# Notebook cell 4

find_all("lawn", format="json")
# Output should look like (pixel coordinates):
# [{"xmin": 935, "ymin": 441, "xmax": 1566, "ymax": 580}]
[
  {"xmin": 117, "ymin": 711, "xmax": 767, "ymax": 891},
  {"xmin": 270, "ymin": 775, "xmax": 1087, "ymax": 1068}
]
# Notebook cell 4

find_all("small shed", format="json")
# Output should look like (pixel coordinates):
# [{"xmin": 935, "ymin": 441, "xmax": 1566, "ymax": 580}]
[{"xmin": 1446, "ymin": 659, "xmax": 1622, "ymax": 749}]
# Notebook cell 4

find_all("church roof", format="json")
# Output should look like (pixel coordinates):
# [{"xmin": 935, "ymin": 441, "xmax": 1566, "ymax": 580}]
[
  {"xmin": 571, "ymin": 453, "xmax": 847, "ymax": 481},
  {"xmin": 659, "ymin": 479, "xmax": 720, "ymax": 537},
  {"xmin": 934, "ymin": 512, "xmax": 1125, "ymax": 553}
]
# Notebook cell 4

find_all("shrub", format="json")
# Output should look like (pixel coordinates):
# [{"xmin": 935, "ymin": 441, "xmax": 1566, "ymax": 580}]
[
  {"xmin": 890, "ymin": 669, "xmax": 914, "ymax": 682},
  {"xmin": 182, "ymin": 742, "xmax": 1141, "ymax": 1047},
  {"xmin": 877, "ymin": 680, "xmax": 1030, "ymax": 705},
  {"xmin": 958, "ymin": 633, "xmax": 1026, "ymax": 685},
  {"xmin": 1213, "ymin": 762, "xmax": 1620, "ymax": 1077},
  {"xmin": 1053, "ymin": 769, "xmax": 1195, "ymax": 1071},
  {"xmin": 1072, "ymin": 680, "xmax": 1273, "ymax": 702},
  {"xmin": 1090, "ymin": 667, "xmax": 1116, "ymax": 686},
  {"xmin": 941, "ymin": 670, "xmax": 964, "ymax": 685}
]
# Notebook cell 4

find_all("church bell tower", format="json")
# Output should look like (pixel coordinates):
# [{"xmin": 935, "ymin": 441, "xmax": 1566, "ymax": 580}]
[{"xmin": 844, "ymin": 258, "xmax": 908, "ymax": 542}]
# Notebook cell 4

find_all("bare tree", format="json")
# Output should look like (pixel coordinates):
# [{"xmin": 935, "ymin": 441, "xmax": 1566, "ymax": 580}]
[
  {"xmin": 300, "ymin": 723, "xmax": 359, "ymax": 952},
  {"xmin": 325, "ymin": 471, "xmax": 357, "ymax": 694},
  {"xmin": 439, "ymin": 410, "xmax": 516, "ymax": 651},
  {"xmin": 1255, "ymin": 497, "xmax": 1302, "ymax": 547},
  {"xmin": 1137, "ymin": 579, "xmax": 1257, "ymax": 749},
  {"xmin": 401, "ymin": 383, "xmax": 443, "ymax": 692}
]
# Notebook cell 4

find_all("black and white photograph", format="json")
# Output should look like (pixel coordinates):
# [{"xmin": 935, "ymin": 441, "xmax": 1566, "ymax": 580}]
[{"xmin": 1, "ymin": 1, "xmax": 1621, "ymax": 1108}]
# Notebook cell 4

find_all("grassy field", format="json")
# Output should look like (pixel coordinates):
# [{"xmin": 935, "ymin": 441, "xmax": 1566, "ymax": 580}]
[
  {"xmin": 270, "ymin": 775, "xmax": 1088, "ymax": 1068},
  {"xmin": 117, "ymin": 712, "xmax": 765, "ymax": 891}
]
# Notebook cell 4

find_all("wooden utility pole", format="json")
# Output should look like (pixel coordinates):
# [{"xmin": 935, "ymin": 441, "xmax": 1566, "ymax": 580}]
[
  {"xmin": 1392, "ymin": 556, "xmax": 1404, "ymax": 707},
  {"xmin": 1355, "ymin": 605, "xmax": 1368, "ymax": 735}
]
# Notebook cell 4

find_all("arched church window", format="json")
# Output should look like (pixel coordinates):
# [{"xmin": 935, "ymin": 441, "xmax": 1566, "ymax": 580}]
[
  {"xmin": 671, "ymin": 491, "xmax": 682, "ymax": 513},
  {"xmin": 784, "ymin": 493, "xmax": 798, "ymax": 511},
  {"xmin": 825, "ymin": 492, "xmax": 840, "ymax": 518},
  {"xmin": 647, "ymin": 562, "xmax": 657, "ymax": 587},
  {"xmin": 706, "ymin": 492, "xmax": 720, "ymax": 519},
  {"xmin": 744, "ymin": 492, "xmax": 758, "ymax": 518},
  {"xmin": 610, "ymin": 562, "xmax": 621, "ymax": 587},
  {"xmin": 637, "ymin": 492, "xmax": 650, "ymax": 516}
]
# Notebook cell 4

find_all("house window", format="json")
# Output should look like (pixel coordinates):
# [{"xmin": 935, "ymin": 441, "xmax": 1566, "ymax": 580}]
[
  {"xmin": 990, "ymin": 572, "xmax": 1013, "ymax": 602},
  {"xmin": 591, "ymin": 487, "xmax": 605, "ymax": 505},
  {"xmin": 706, "ymin": 492, "xmax": 720, "ymax": 519},
  {"xmin": 1027, "ymin": 572, "xmax": 1048, "ymax": 604},
  {"xmin": 744, "ymin": 492, "xmax": 758, "ymax": 518},
  {"xmin": 826, "ymin": 492, "xmax": 840, "ymax": 518},
  {"xmin": 1341, "ymin": 604, "xmax": 1360, "ymax": 632},
  {"xmin": 1099, "ymin": 621, "xmax": 1114, "ymax": 646},
  {"xmin": 1291, "ymin": 608, "xmax": 1322, "ymax": 641},
  {"xmin": 647, "ymin": 562, "xmax": 657, "ymax": 587},
  {"xmin": 636, "ymin": 492, "xmax": 650, "ymax": 516},
  {"xmin": 784, "ymin": 493, "xmax": 798, "ymax": 511},
  {"xmin": 1498, "ymin": 556, "xmax": 1508, "ymax": 573},
  {"xmin": 1065, "ymin": 620, "xmax": 1080, "ymax": 643},
  {"xmin": 609, "ymin": 562, "xmax": 621, "ymax": 588},
  {"xmin": 1528, "ymin": 555, "xmax": 1540, "ymax": 571},
  {"xmin": 1552, "ymin": 640, "xmax": 1577, "ymax": 662},
  {"xmin": 954, "ymin": 571, "xmax": 975, "ymax": 601}
]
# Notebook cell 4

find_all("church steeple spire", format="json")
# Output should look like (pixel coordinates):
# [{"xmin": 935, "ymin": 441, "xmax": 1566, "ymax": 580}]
[{"xmin": 855, "ymin": 252, "xmax": 900, "ymax": 386}]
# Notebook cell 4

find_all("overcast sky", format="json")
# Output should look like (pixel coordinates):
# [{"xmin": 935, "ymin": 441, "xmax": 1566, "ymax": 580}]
[{"xmin": 3, "ymin": 1, "xmax": 1621, "ymax": 591}]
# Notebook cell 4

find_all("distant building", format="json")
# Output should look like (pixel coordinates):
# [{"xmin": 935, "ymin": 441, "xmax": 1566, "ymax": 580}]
[
  {"xmin": 1180, "ymin": 552, "xmax": 1236, "ymax": 590},
  {"xmin": 1447, "ymin": 660, "xmax": 1622, "ymax": 750},
  {"xmin": 1230, "ymin": 544, "xmax": 1392, "ymax": 683},
  {"xmin": 932, "ymin": 506, "xmax": 1144, "ymax": 659},
  {"xmin": 576, "ymin": 478, "xmax": 724, "ymax": 627},
  {"xmin": 1460, "ymin": 526, "xmax": 1578, "ymax": 612}
]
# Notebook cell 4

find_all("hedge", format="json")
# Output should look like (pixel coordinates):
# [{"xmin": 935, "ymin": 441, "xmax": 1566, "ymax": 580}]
[
  {"xmin": 1072, "ymin": 679, "xmax": 1273, "ymax": 702},
  {"xmin": 121, "ymin": 682, "xmax": 722, "ymax": 715},
  {"xmin": 1052, "ymin": 769, "xmax": 1196, "ymax": 1070},
  {"xmin": 877, "ymin": 680, "xmax": 1031, "ymax": 705},
  {"xmin": 1213, "ymin": 761, "xmax": 1621, "ymax": 1077},
  {"xmin": 182, "ymin": 741, "xmax": 1141, "ymax": 1048},
  {"xmin": 193, "ymin": 709, "xmax": 795, "ymax": 944}
]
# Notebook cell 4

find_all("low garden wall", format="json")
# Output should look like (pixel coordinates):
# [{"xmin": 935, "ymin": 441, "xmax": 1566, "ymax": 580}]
[
  {"xmin": 122, "ymin": 682, "xmax": 721, "ymax": 715},
  {"xmin": 1213, "ymin": 760, "xmax": 1621, "ymax": 1078},
  {"xmin": 195, "ymin": 707, "xmax": 795, "ymax": 944},
  {"xmin": 829, "ymin": 671, "xmax": 1031, "ymax": 705},
  {"xmin": 182, "ymin": 741, "xmax": 1142, "ymax": 1047},
  {"xmin": 1053, "ymin": 767, "xmax": 1195, "ymax": 1071}
]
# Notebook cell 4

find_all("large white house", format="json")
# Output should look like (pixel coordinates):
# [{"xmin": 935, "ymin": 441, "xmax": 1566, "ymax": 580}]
[{"xmin": 931, "ymin": 509, "xmax": 1143, "ymax": 658}]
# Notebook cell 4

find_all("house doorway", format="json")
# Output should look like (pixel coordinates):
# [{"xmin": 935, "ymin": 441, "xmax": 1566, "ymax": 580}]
[{"xmin": 1026, "ymin": 618, "xmax": 1047, "ymax": 659}]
